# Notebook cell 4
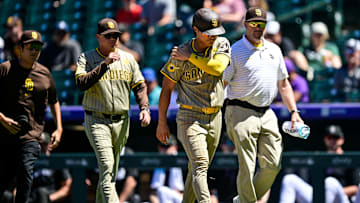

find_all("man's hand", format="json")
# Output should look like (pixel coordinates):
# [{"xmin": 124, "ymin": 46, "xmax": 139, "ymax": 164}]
[
  {"xmin": 156, "ymin": 122, "xmax": 170, "ymax": 145},
  {"xmin": 0, "ymin": 113, "xmax": 21, "ymax": 135},
  {"xmin": 290, "ymin": 112, "xmax": 304, "ymax": 129},
  {"xmin": 139, "ymin": 110, "xmax": 151, "ymax": 127},
  {"xmin": 104, "ymin": 51, "xmax": 121, "ymax": 65},
  {"xmin": 48, "ymin": 129, "xmax": 62, "ymax": 151},
  {"xmin": 171, "ymin": 45, "xmax": 191, "ymax": 61}
]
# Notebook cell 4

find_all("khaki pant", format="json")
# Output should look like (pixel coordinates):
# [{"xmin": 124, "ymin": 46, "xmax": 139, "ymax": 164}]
[
  {"xmin": 176, "ymin": 108, "xmax": 222, "ymax": 203},
  {"xmin": 85, "ymin": 113, "xmax": 129, "ymax": 203},
  {"xmin": 225, "ymin": 105, "xmax": 282, "ymax": 203}
]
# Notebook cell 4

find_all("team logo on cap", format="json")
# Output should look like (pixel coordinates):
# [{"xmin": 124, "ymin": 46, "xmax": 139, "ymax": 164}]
[
  {"xmin": 107, "ymin": 21, "xmax": 115, "ymax": 29},
  {"xmin": 32, "ymin": 32, "xmax": 38, "ymax": 39},
  {"xmin": 255, "ymin": 9, "xmax": 262, "ymax": 16},
  {"xmin": 211, "ymin": 19, "xmax": 218, "ymax": 27},
  {"xmin": 7, "ymin": 17, "xmax": 13, "ymax": 24}
]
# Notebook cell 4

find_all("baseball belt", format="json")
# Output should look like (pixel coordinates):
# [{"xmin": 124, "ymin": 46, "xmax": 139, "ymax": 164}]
[
  {"xmin": 85, "ymin": 110, "xmax": 125, "ymax": 121},
  {"xmin": 225, "ymin": 99, "xmax": 269, "ymax": 114},
  {"xmin": 180, "ymin": 104, "xmax": 220, "ymax": 114}
]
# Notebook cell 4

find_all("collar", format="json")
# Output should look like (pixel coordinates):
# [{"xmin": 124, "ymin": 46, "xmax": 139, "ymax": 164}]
[
  {"xmin": 191, "ymin": 38, "xmax": 211, "ymax": 56},
  {"xmin": 242, "ymin": 35, "xmax": 267, "ymax": 51}
]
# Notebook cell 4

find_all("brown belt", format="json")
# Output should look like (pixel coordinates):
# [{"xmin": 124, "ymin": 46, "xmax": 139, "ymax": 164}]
[{"xmin": 180, "ymin": 104, "xmax": 220, "ymax": 114}]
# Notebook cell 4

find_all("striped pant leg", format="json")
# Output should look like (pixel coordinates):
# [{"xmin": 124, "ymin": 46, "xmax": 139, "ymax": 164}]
[{"xmin": 85, "ymin": 114, "xmax": 120, "ymax": 203}]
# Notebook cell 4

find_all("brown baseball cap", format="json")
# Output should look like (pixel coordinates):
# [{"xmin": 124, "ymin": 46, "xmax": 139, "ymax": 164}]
[
  {"xmin": 245, "ymin": 7, "xmax": 267, "ymax": 22},
  {"xmin": 5, "ymin": 16, "xmax": 22, "ymax": 28},
  {"xmin": 20, "ymin": 30, "xmax": 44, "ymax": 45},
  {"xmin": 192, "ymin": 8, "xmax": 225, "ymax": 36},
  {"xmin": 97, "ymin": 18, "xmax": 121, "ymax": 34}
]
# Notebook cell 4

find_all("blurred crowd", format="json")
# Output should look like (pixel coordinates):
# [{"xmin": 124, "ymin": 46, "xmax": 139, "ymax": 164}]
[{"xmin": 1, "ymin": 0, "xmax": 360, "ymax": 202}]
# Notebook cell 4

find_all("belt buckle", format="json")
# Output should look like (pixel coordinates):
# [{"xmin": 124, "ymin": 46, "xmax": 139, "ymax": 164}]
[{"xmin": 202, "ymin": 107, "xmax": 217, "ymax": 114}]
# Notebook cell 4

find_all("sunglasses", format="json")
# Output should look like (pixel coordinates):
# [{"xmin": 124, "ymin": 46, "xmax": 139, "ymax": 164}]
[
  {"xmin": 103, "ymin": 33, "xmax": 120, "ymax": 40},
  {"xmin": 248, "ymin": 21, "xmax": 266, "ymax": 29},
  {"xmin": 24, "ymin": 43, "xmax": 43, "ymax": 51}
]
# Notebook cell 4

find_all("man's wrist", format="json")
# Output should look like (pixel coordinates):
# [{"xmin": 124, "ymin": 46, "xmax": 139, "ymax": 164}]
[
  {"xmin": 290, "ymin": 109, "xmax": 300, "ymax": 115},
  {"xmin": 141, "ymin": 107, "xmax": 150, "ymax": 114}
]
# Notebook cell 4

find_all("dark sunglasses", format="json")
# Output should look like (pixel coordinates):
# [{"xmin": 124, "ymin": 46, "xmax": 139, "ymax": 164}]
[
  {"xmin": 103, "ymin": 33, "xmax": 120, "ymax": 40},
  {"xmin": 25, "ymin": 43, "xmax": 43, "ymax": 51},
  {"xmin": 248, "ymin": 21, "xmax": 266, "ymax": 29}
]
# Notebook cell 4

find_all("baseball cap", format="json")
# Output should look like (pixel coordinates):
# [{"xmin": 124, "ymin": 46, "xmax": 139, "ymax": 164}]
[
  {"xmin": 285, "ymin": 58, "xmax": 296, "ymax": 73},
  {"xmin": 325, "ymin": 125, "xmax": 344, "ymax": 138},
  {"xmin": 5, "ymin": 16, "xmax": 22, "ymax": 28},
  {"xmin": 55, "ymin": 21, "xmax": 69, "ymax": 32},
  {"xmin": 142, "ymin": 67, "xmax": 156, "ymax": 82},
  {"xmin": 311, "ymin": 21, "xmax": 329, "ymax": 38},
  {"xmin": 20, "ymin": 30, "xmax": 44, "ymax": 45},
  {"xmin": 245, "ymin": 7, "xmax": 267, "ymax": 22},
  {"xmin": 97, "ymin": 18, "xmax": 121, "ymax": 35},
  {"xmin": 345, "ymin": 38, "xmax": 360, "ymax": 54},
  {"xmin": 266, "ymin": 21, "xmax": 280, "ymax": 35},
  {"xmin": 192, "ymin": 8, "xmax": 225, "ymax": 36}
]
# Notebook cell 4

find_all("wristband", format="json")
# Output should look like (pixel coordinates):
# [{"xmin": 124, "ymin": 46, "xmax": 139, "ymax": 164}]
[{"xmin": 141, "ymin": 107, "xmax": 151, "ymax": 114}]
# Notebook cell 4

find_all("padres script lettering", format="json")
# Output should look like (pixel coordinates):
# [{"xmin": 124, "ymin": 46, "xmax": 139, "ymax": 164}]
[{"xmin": 99, "ymin": 69, "xmax": 133, "ymax": 82}]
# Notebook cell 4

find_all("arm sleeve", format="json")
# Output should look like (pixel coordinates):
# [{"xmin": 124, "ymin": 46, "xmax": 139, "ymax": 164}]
[
  {"xmin": 75, "ymin": 53, "xmax": 109, "ymax": 91},
  {"xmin": 188, "ymin": 53, "xmax": 230, "ymax": 76},
  {"xmin": 132, "ymin": 82, "xmax": 149, "ymax": 109}
]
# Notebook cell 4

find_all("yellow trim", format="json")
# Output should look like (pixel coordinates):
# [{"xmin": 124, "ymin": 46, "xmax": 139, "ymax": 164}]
[
  {"xmin": 160, "ymin": 70, "xmax": 177, "ymax": 83},
  {"xmin": 180, "ymin": 104, "xmax": 220, "ymax": 114},
  {"xmin": 96, "ymin": 48, "xmax": 106, "ymax": 58},
  {"xmin": 75, "ymin": 73, "xmax": 86, "ymax": 80},
  {"xmin": 191, "ymin": 38, "xmax": 211, "ymax": 56},
  {"xmin": 131, "ymin": 80, "xmax": 144, "ymax": 89}
]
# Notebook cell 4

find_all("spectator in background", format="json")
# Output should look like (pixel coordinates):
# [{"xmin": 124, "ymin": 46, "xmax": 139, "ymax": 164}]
[
  {"xmin": 29, "ymin": 132, "xmax": 72, "ymax": 203},
  {"xmin": 285, "ymin": 58, "xmax": 309, "ymax": 103},
  {"xmin": 3, "ymin": 16, "xmax": 23, "ymax": 60},
  {"xmin": 39, "ymin": 21, "xmax": 82, "ymax": 72},
  {"xmin": 116, "ymin": 147, "xmax": 140, "ymax": 203},
  {"xmin": 131, "ymin": 67, "xmax": 161, "ymax": 105},
  {"xmin": 140, "ymin": 0, "xmax": 176, "ymax": 35},
  {"xmin": 149, "ymin": 134, "xmax": 184, "ymax": 203},
  {"xmin": 279, "ymin": 125, "xmax": 360, "ymax": 203},
  {"xmin": 299, "ymin": 21, "xmax": 342, "ymax": 74},
  {"xmin": 333, "ymin": 38, "xmax": 360, "ymax": 102},
  {"xmin": 203, "ymin": 0, "xmax": 246, "ymax": 25},
  {"xmin": 0, "ymin": 37, "xmax": 4, "ymax": 63},
  {"xmin": 117, "ymin": 23, "xmax": 144, "ymax": 64},
  {"xmin": 116, "ymin": 0, "xmax": 143, "ymax": 25}
]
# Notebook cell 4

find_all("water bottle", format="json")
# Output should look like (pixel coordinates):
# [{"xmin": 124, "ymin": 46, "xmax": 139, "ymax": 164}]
[{"xmin": 282, "ymin": 121, "xmax": 310, "ymax": 139}]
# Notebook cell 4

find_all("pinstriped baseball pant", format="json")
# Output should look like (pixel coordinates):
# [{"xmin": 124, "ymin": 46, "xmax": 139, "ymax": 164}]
[
  {"xmin": 225, "ymin": 105, "xmax": 282, "ymax": 203},
  {"xmin": 85, "ymin": 113, "xmax": 129, "ymax": 203},
  {"xmin": 176, "ymin": 108, "xmax": 222, "ymax": 203}
]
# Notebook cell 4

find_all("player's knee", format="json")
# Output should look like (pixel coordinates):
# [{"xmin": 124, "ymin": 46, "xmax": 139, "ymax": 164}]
[
  {"xmin": 325, "ymin": 176, "xmax": 342, "ymax": 190},
  {"xmin": 282, "ymin": 174, "xmax": 301, "ymax": 187}
]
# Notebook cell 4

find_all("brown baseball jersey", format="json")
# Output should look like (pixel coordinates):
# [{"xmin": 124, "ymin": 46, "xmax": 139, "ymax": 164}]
[
  {"xmin": 75, "ymin": 48, "xmax": 144, "ymax": 114},
  {"xmin": 161, "ymin": 37, "xmax": 231, "ymax": 108},
  {"xmin": 0, "ymin": 60, "xmax": 58, "ymax": 143}
]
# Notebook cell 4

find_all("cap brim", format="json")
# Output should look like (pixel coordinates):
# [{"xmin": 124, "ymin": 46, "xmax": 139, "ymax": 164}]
[
  {"xmin": 246, "ymin": 18, "xmax": 267, "ymax": 22},
  {"xmin": 23, "ymin": 40, "xmax": 44, "ymax": 45},
  {"xmin": 202, "ymin": 26, "xmax": 226, "ymax": 36},
  {"xmin": 100, "ymin": 29, "xmax": 121, "ymax": 35}
]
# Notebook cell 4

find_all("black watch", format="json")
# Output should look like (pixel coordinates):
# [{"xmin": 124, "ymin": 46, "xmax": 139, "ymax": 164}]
[{"xmin": 290, "ymin": 110, "xmax": 300, "ymax": 115}]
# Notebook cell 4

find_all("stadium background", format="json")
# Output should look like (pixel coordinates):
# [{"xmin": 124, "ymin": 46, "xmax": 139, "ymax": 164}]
[{"xmin": 1, "ymin": 0, "xmax": 360, "ymax": 202}]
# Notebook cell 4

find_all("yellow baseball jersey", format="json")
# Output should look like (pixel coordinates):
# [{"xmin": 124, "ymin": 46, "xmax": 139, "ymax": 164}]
[
  {"xmin": 75, "ymin": 48, "xmax": 144, "ymax": 114},
  {"xmin": 161, "ymin": 37, "xmax": 231, "ymax": 108}
]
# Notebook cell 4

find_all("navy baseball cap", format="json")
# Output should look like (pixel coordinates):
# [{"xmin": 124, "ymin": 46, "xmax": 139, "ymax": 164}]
[
  {"xmin": 142, "ymin": 68, "xmax": 156, "ymax": 82},
  {"xmin": 192, "ymin": 8, "xmax": 225, "ymax": 36},
  {"xmin": 56, "ymin": 21, "xmax": 69, "ymax": 32}
]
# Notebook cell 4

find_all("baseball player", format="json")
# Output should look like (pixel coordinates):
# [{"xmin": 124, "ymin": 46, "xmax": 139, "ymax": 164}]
[
  {"xmin": 222, "ymin": 7, "xmax": 303, "ymax": 202},
  {"xmin": 156, "ymin": 8, "xmax": 231, "ymax": 203},
  {"xmin": 75, "ymin": 18, "xmax": 150, "ymax": 203}
]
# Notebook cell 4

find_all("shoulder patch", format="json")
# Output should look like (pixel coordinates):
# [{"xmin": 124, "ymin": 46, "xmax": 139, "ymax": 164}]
[{"xmin": 167, "ymin": 63, "xmax": 178, "ymax": 72}]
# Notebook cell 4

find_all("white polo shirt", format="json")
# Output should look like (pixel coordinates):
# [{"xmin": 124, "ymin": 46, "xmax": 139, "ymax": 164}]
[{"xmin": 223, "ymin": 36, "xmax": 288, "ymax": 107}]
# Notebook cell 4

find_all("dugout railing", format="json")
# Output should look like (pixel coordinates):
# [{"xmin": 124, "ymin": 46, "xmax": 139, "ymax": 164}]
[{"xmin": 35, "ymin": 152, "xmax": 360, "ymax": 203}]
